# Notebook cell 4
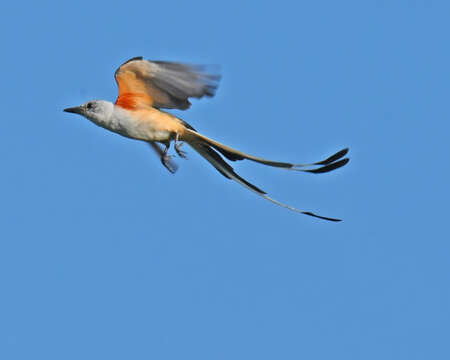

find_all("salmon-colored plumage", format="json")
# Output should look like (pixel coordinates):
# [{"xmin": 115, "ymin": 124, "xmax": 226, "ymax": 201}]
[
  {"xmin": 115, "ymin": 69, "xmax": 154, "ymax": 109},
  {"xmin": 115, "ymin": 92, "xmax": 149, "ymax": 110},
  {"xmin": 114, "ymin": 58, "xmax": 220, "ymax": 110}
]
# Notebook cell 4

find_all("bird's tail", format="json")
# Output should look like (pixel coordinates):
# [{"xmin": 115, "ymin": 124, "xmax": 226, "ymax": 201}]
[
  {"xmin": 183, "ymin": 128, "xmax": 349, "ymax": 173},
  {"xmin": 182, "ymin": 128, "xmax": 347, "ymax": 221}
]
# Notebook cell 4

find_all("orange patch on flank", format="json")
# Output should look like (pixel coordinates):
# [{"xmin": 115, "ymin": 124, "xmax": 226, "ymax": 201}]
[
  {"xmin": 115, "ymin": 70, "xmax": 154, "ymax": 109},
  {"xmin": 115, "ymin": 92, "xmax": 147, "ymax": 109}
]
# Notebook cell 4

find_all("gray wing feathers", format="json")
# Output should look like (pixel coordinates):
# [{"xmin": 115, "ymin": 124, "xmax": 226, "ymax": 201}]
[
  {"xmin": 150, "ymin": 61, "xmax": 220, "ymax": 109},
  {"xmin": 142, "ymin": 60, "xmax": 220, "ymax": 110},
  {"xmin": 116, "ymin": 57, "xmax": 220, "ymax": 110}
]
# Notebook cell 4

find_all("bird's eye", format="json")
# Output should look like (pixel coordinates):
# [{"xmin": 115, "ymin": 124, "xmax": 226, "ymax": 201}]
[{"xmin": 87, "ymin": 102, "xmax": 93, "ymax": 110}]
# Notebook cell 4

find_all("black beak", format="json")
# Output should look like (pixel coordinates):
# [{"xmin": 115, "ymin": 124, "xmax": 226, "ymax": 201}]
[{"xmin": 64, "ymin": 106, "xmax": 83, "ymax": 115}]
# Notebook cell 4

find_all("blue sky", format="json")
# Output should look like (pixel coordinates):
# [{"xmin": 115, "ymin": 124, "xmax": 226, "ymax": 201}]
[{"xmin": 1, "ymin": 1, "xmax": 449, "ymax": 359}]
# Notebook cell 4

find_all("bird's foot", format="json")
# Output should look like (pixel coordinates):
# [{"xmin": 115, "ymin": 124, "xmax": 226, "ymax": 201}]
[
  {"xmin": 174, "ymin": 138, "xmax": 188, "ymax": 159},
  {"xmin": 161, "ymin": 154, "xmax": 177, "ymax": 173}
]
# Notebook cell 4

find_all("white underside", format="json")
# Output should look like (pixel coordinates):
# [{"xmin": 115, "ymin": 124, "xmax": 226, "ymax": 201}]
[{"xmin": 90, "ymin": 105, "xmax": 172, "ymax": 143}]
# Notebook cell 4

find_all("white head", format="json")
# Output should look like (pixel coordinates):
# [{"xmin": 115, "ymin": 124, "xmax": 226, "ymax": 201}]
[{"xmin": 64, "ymin": 100, "xmax": 114, "ymax": 126}]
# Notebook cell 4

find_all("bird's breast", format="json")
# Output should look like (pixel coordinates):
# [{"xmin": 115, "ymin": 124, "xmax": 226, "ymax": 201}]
[{"xmin": 107, "ymin": 106, "xmax": 182, "ymax": 142}]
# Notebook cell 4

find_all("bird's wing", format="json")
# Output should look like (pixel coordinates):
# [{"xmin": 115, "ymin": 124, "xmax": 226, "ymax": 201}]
[{"xmin": 114, "ymin": 57, "xmax": 220, "ymax": 110}]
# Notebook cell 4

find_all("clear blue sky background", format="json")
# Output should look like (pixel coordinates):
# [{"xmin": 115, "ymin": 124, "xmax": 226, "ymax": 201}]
[{"xmin": 1, "ymin": 1, "xmax": 449, "ymax": 359}]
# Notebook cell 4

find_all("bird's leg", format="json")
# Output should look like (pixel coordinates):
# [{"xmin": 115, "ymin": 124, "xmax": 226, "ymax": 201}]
[
  {"xmin": 161, "ymin": 141, "xmax": 176, "ymax": 170},
  {"xmin": 174, "ymin": 133, "xmax": 187, "ymax": 159},
  {"xmin": 148, "ymin": 142, "xmax": 178, "ymax": 174}
]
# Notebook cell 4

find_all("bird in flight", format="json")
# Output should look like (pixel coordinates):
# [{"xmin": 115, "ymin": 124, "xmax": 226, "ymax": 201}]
[{"xmin": 64, "ymin": 57, "xmax": 349, "ymax": 221}]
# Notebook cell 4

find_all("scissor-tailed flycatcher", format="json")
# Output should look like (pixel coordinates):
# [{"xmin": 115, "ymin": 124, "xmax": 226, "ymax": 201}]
[{"xmin": 64, "ymin": 57, "xmax": 349, "ymax": 221}]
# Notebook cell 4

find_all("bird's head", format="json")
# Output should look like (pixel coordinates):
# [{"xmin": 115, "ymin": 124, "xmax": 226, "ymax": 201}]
[{"xmin": 64, "ymin": 100, "xmax": 114, "ymax": 125}]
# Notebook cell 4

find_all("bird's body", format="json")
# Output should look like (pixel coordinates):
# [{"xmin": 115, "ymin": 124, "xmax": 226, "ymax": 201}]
[
  {"xmin": 65, "ymin": 57, "xmax": 349, "ymax": 221},
  {"xmin": 86, "ymin": 101, "xmax": 183, "ymax": 142}
]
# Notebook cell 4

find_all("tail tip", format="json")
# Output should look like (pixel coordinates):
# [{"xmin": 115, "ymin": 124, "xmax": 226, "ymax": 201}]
[{"xmin": 302, "ymin": 211, "xmax": 342, "ymax": 222}]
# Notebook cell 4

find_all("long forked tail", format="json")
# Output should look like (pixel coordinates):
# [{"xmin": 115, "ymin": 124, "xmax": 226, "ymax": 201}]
[
  {"xmin": 183, "ymin": 129, "xmax": 349, "ymax": 173},
  {"xmin": 183, "ymin": 129, "xmax": 347, "ymax": 221}
]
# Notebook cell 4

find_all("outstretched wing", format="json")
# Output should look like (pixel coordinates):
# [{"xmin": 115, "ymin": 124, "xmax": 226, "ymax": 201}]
[{"xmin": 114, "ymin": 57, "xmax": 220, "ymax": 110}]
